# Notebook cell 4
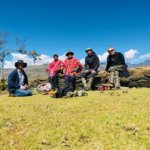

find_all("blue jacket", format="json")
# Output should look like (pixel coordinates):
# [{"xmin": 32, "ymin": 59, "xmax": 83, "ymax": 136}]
[{"xmin": 8, "ymin": 69, "xmax": 28, "ymax": 94}]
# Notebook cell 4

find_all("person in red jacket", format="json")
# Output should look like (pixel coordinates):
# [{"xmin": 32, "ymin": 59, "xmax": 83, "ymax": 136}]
[
  {"xmin": 46, "ymin": 54, "xmax": 65, "ymax": 91},
  {"xmin": 63, "ymin": 51, "xmax": 82, "ymax": 93}
]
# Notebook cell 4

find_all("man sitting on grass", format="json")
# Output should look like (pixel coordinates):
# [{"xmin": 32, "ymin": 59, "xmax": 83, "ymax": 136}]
[{"xmin": 8, "ymin": 60, "xmax": 32, "ymax": 97}]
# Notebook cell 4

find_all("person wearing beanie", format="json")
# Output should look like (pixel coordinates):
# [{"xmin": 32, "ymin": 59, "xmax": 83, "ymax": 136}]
[{"xmin": 80, "ymin": 48, "xmax": 100, "ymax": 90}]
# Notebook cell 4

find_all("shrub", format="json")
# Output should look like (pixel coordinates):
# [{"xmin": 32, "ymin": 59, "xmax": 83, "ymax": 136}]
[{"xmin": 0, "ymin": 78, "xmax": 7, "ymax": 91}]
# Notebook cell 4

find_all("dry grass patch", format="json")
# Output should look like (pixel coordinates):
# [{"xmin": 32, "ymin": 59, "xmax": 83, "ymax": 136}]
[{"xmin": 0, "ymin": 88, "xmax": 150, "ymax": 149}]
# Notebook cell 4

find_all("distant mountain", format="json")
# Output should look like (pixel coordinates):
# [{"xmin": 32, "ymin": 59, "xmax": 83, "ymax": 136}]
[
  {"xmin": 3, "ymin": 64, "xmax": 48, "ymax": 81},
  {"xmin": 127, "ymin": 60, "xmax": 150, "ymax": 68},
  {"xmin": 3, "ymin": 60, "xmax": 150, "ymax": 80},
  {"xmin": 100, "ymin": 60, "xmax": 150, "ymax": 69}
]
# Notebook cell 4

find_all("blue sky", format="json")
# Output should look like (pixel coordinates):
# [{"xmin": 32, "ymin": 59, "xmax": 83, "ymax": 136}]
[{"xmin": 0, "ymin": 0, "xmax": 150, "ymax": 67}]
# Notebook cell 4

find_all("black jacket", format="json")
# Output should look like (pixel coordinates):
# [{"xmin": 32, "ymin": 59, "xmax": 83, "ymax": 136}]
[
  {"xmin": 85, "ymin": 52, "xmax": 100, "ymax": 71},
  {"xmin": 8, "ymin": 69, "xmax": 28, "ymax": 94},
  {"xmin": 105, "ymin": 52, "xmax": 125, "ymax": 71}
]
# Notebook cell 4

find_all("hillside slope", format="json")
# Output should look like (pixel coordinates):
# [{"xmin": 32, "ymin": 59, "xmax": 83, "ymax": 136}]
[{"xmin": 3, "ymin": 66, "xmax": 150, "ymax": 81}]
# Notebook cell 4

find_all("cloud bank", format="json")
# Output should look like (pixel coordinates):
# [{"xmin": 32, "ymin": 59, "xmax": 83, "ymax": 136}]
[
  {"xmin": 124, "ymin": 49, "xmax": 138, "ymax": 60},
  {"xmin": 4, "ymin": 49, "xmax": 150, "ymax": 68}
]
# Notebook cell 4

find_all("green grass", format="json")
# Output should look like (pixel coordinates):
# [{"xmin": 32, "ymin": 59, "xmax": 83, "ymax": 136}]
[{"xmin": 0, "ymin": 88, "xmax": 150, "ymax": 150}]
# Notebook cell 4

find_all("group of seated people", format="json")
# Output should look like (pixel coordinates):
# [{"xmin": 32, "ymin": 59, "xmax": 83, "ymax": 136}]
[{"xmin": 8, "ymin": 47, "xmax": 127, "ymax": 97}]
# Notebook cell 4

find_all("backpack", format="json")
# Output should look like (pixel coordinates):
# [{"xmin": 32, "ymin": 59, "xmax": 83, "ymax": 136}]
[{"xmin": 37, "ymin": 83, "xmax": 52, "ymax": 92}]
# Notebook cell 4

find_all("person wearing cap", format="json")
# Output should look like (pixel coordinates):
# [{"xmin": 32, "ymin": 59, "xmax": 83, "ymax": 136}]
[
  {"xmin": 104, "ymin": 47, "xmax": 126, "ymax": 88},
  {"xmin": 80, "ymin": 48, "xmax": 100, "ymax": 90},
  {"xmin": 8, "ymin": 60, "xmax": 32, "ymax": 97},
  {"xmin": 46, "ymin": 54, "xmax": 65, "ymax": 92},
  {"xmin": 63, "ymin": 51, "xmax": 82, "ymax": 93}
]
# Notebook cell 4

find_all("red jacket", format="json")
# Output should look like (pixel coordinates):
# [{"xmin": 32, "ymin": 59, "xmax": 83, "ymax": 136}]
[
  {"xmin": 64, "ymin": 57, "xmax": 82, "ymax": 76},
  {"xmin": 46, "ymin": 59, "xmax": 65, "ymax": 77}
]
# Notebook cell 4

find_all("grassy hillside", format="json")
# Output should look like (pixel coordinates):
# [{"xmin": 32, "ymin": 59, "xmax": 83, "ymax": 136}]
[
  {"xmin": 3, "ymin": 65, "xmax": 48, "ymax": 81},
  {"xmin": 0, "ymin": 88, "xmax": 150, "ymax": 149},
  {"xmin": 129, "ymin": 67, "xmax": 150, "ymax": 76},
  {"xmin": 3, "ymin": 66, "xmax": 150, "ymax": 82}
]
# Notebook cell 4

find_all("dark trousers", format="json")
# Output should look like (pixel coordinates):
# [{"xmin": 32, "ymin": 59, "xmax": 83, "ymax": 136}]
[
  {"xmin": 48, "ymin": 74, "xmax": 59, "ymax": 90},
  {"xmin": 64, "ymin": 75, "xmax": 76, "ymax": 92},
  {"xmin": 54, "ymin": 75, "xmax": 76, "ymax": 98}
]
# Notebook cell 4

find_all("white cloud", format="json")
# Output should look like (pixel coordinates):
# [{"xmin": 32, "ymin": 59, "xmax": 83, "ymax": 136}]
[
  {"xmin": 4, "ymin": 50, "xmax": 150, "ymax": 68},
  {"xmin": 4, "ymin": 53, "xmax": 66, "ymax": 68},
  {"xmin": 139, "ymin": 53, "xmax": 150, "ymax": 59},
  {"xmin": 59, "ymin": 54, "xmax": 66, "ymax": 61},
  {"xmin": 37, "ymin": 54, "xmax": 53, "ymax": 65},
  {"xmin": 98, "ymin": 52, "xmax": 108, "ymax": 62},
  {"xmin": 124, "ymin": 49, "xmax": 138, "ymax": 60},
  {"xmin": 80, "ymin": 58, "xmax": 85, "ymax": 65},
  {"xmin": 4, "ymin": 61, "xmax": 15, "ymax": 69},
  {"xmin": 4, "ymin": 53, "xmax": 34, "ymax": 69}
]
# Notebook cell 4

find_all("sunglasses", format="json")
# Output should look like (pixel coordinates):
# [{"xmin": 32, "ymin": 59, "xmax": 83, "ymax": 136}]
[{"xmin": 108, "ymin": 50, "xmax": 114, "ymax": 53}]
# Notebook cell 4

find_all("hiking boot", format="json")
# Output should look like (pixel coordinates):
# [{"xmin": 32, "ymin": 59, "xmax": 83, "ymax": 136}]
[
  {"xmin": 102, "ymin": 82, "xmax": 114, "ymax": 87},
  {"xmin": 77, "ymin": 89, "xmax": 86, "ymax": 96},
  {"xmin": 73, "ymin": 90, "xmax": 78, "ymax": 97},
  {"xmin": 87, "ymin": 77, "xmax": 94, "ymax": 90},
  {"xmin": 113, "ymin": 87, "xmax": 120, "ymax": 90},
  {"xmin": 84, "ymin": 87, "xmax": 90, "ymax": 91},
  {"xmin": 65, "ymin": 92, "xmax": 74, "ymax": 98},
  {"xmin": 81, "ymin": 78, "xmax": 88, "ymax": 89},
  {"xmin": 8, "ymin": 93, "xmax": 15, "ymax": 97},
  {"xmin": 48, "ymin": 90, "xmax": 57, "ymax": 95}
]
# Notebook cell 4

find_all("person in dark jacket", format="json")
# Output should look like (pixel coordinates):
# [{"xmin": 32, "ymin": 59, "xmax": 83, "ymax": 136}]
[
  {"xmin": 80, "ymin": 48, "xmax": 100, "ymax": 90},
  {"xmin": 8, "ymin": 60, "xmax": 32, "ymax": 97},
  {"xmin": 104, "ymin": 47, "xmax": 127, "ymax": 88}
]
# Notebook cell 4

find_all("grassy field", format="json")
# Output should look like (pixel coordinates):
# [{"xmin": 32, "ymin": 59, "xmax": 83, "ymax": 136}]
[{"xmin": 0, "ymin": 88, "xmax": 150, "ymax": 150}]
